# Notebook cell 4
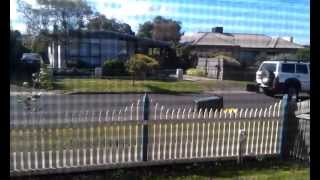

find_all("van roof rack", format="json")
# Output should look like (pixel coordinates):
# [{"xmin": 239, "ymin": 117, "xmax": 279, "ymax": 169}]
[{"xmin": 281, "ymin": 59, "xmax": 303, "ymax": 63}]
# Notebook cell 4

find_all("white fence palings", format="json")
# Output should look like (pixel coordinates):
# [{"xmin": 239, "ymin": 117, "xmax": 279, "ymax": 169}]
[{"xmin": 10, "ymin": 101, "xmax": 283, "ymax": 174}]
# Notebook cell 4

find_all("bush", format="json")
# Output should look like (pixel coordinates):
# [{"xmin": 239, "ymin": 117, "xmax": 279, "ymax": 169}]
[
  {"xmin": 102, "ymin": 59, "xmax": 127, "ymax": 76},
  {"xmin": 33, "ymin": 64, "xmax": 54, "ymax": 90},
  {"xmin": 126, "ymin": 54, "xmax": 159, "ymax": 76},
  {"xmin": 126, "ymin": 54, "xmax": 159, "ymax": 84},
  {"xmin": 186, "ymin": 68, "xmax": 205, "ymax": 77},
  {"xmin": 66, "ymin": 60, "xmax": 93, "ymax": 69}
]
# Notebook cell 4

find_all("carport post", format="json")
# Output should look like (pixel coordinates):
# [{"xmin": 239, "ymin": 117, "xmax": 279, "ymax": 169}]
[{"xmin": 142, "ymin": 93, "xmax": 150, "ymax": 161}]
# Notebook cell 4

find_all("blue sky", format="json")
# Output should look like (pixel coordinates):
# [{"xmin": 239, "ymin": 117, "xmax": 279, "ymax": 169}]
[{"xmin": 10, "ymin": 0, "xmax": 310, "ymax": 45}]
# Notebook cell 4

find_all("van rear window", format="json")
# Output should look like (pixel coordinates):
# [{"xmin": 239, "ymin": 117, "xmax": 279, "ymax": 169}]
[{"xmin": 259, "ymin": 63, "xmax": 276, "ymax": 72}]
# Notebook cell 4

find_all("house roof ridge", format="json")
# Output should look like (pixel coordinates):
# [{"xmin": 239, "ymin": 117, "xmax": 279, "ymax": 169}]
[
  {"xmin": 194, "ymin": 32, "xmax": 209, "ymax": 44},
  {"xmin": 274, "ymin": 37, "xmax": 280, "ymax": 48},
  {"xmin": 212, "ymin": 33, "xmax": 236, "ymax": 45},
  {"xmin": 229, "ymin": 32, "xmax": 269, "ymax": 36}
]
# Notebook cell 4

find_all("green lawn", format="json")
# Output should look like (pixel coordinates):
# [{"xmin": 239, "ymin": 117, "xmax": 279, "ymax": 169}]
[
  {"xmin": 107, "ymin": 161, "xmax": 309, "ymax": 180},
  {"xmin": 53, "ymin": 78, "xmax": 251, "ymax": 93},
  {"xmin": 198, "ymin": 80, "xmax": 250, "ymax": 91},
  {"xmin": 54, "ymin": 79, "xmax": 202, "ymax": 93},
  {"xmin": 11, "ymin": 160, "xmax": 309, "ymax": 180}
]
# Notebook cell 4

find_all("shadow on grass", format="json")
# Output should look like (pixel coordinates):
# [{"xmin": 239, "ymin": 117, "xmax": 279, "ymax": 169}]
[
  {"xmin": 11, "ymin": 158, "xmax": 309, "ymax": 180},
  {"xmin": 143, "ymin": 84, "xmax": 201, "ymax": 95}
]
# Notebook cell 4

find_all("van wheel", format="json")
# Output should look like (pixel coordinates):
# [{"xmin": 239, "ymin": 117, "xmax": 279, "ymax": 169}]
[{"xmin": 262, "ymin": 88, "xmax": 275, "ymax": 97}]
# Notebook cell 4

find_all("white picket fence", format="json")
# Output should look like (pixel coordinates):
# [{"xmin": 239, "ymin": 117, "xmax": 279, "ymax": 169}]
[
  {"xmin": 10, "ymin": 100, "xmax": 283, "ymax": 175},
  {"xmin": 295, "ymin": 99, "xmax": 310, "ymax": 115},
  {"xmin": 291, "ymin": 100, "xmax": 310, "ymax": 161}
]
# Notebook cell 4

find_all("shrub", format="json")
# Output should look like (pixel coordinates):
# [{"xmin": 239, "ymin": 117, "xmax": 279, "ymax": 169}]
[
  {"xmin": 66, "ymin": 60, "xmax": 93, "ymax": 69},
  {"xmin": 186, "ymin": 68, "xmax": 206, "ymax": 77},
  {"xmin": 126, "ymin": 54, "xmax": 159, "ymax": 85},
  {"xmin": 33, "ymin": 64, "xmax": 54, "ymax": 90},
  {"xmin": 126, "ymin": 54, "xmax": 159, "ymax": 76},
  {"xmin": 102, "ymin": 59, "xmax": 127, "ymax": 76}
]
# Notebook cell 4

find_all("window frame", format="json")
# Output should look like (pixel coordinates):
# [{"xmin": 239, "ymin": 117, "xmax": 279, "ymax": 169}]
[
  {"xmin": 281, "ymin": 63, "xmax": 295, "ymax": 73},
  {"xmin": 296, "ymin": 64, "xmax": 308, "ymax": 74}
]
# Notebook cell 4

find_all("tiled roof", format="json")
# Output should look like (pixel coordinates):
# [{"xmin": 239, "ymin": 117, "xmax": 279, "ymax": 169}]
[
  {"xmin": 65, "ymin": 30, "xmax": 171, "ymax": 47},
  {"xmin": 180, "ymin": 32, "xmax": 303, "ymax": 49}
]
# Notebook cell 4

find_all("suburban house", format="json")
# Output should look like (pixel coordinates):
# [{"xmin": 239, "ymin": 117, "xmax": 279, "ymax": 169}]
[
  {"xmin": 180, "ymin": 27, "xmax": 304, "ymax": 64},
  {"xmin": 181, "ymin": 27, "xmax": 305, "ymax": 81},
  {"xmin": 48, "ymin": 30, "xmax": 171, "ymax": 69}
]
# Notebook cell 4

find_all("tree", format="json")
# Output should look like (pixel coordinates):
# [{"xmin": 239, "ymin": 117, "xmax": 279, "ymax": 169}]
[
  {"xmin": 137, "ymin": 16, "xmax": 183, "ymax": 43},
  {"xmin": 296, "ymin": 48, "xmax": 310, "ymax": 61},
  {"xmin": 17, "ymin": 0, "xmax": 50, "ymax": 35},
  {"xmin": 17, "ymin": 0, "xmax": 93, "ymax": 35},
  {"xmin": 126, "ymin": 54, "xmax": 159, "ymax": 85},
  {"xmin": 30, "ymin": 30, "xmax": 51, "ymax": 64},
  {"xmin": 136, "ymin": 21, "xmax": 153, "ymax": 38},
  {"xmin": 10, "ymin": 30, "xmax": 31, "ymax": 75},
  {"xmin": 86, "ymin": 13, "xmax": 134, "ymax": 35}
]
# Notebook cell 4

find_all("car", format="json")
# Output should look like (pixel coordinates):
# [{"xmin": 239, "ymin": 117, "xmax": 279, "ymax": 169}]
[
  {"xmin": 21, "ymin": 53, "xmax": 43, "ymax": 64},
  {"xmin": 256, "ymin": 60, "xmax": 310, "ymax": 97}
]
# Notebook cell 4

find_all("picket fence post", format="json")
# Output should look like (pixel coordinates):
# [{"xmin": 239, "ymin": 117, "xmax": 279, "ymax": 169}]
[
  {"xmin": 142, "ymin": 93, "xmax": 149, "ymax": 161},
  {"xmin": 280, "ymin": 94, "xmax": 298, "ymax": 159}
]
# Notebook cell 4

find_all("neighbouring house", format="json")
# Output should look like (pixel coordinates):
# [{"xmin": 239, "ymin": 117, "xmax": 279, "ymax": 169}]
[
  {"xmin": 180, "ymin": 27, "xmax": 304, "ymax": 64},
  {"xmin": 181, "ymin": 27, "xmax": 305, "ymax": 80},
  {"xmin": 48, "ymin": 30, "xmax": 171, "ymax": 69}
]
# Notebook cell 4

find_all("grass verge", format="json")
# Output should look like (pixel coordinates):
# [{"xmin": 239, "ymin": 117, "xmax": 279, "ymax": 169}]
[
  {"xmin": 11, "ymin": 160, "xmax": 309, "ymax": 180},
  {"xmin": 52, "ymin": 78, "xmax": 252, "ymax": 94},
  {"xmin": 198, "ymin": 80, "xmax": 250, "ymax": 91},
  {"xmin": 54, "ymin": 79, "xmax": 202, "ymax": 93}
]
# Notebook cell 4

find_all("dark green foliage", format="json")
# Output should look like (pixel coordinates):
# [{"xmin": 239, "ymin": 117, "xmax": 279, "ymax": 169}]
[
  {"xmin": 175, "ymin": 44, "xmax": 198, "ymax": 70},
  {"xmin": 137, "ymin": 16, "xmax": 183, "ymax": 43},
  {"xmin": 126, "ymin": 54, "xmax": 159, "ymax": 76},
  {"xmin": 102, "ymin": 60, "xmax": 127, "ymax": 76},
  {"xmin": 66, "ymin": 60, "xmax": 93, "ymax": 69},
  {"xmin": 10, "ymin": 30, "xmax": 32, "ymax": 78},
  {"xmin": 32, "ymin": 64, "xmax": 54, "ymax": 90},
  {"xmin": 39, "ymin": 64, "xmax": 54, "ymax": 90},
  {"xmin": 296, "ymin": 48, "xmax": 310, "ymax": 61},
  {"xmin": 137, "ymin": 21, "xmax": 153, "ymax": 38},
  {"xmin": 17, "ymin": 0, "xmax": 93, "ymax": 35},
  {"xmin": 87, "ymin": 13, "xmax": 134, "ymax": 35},
  {"xmin": 126, "ymin": 54, "xmax": 159, "ymax": 84}
]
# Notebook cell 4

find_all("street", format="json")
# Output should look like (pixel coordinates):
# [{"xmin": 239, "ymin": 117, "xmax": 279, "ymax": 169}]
[{"xmin": 10, "ymin": 92, "xmax": 281, "ymax": 125}]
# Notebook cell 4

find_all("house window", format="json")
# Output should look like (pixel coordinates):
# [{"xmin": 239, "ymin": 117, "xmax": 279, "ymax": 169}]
[
  {"xmin": 281, "ymin": 63, "xmax": 295, "ymax": 73},
  {"xmin": 79, "ymin": 42, "xmax": 90, "ymax": 56},
  {"xmin": 118, "ymin": 40, "xmax": 127, "ymax": 54},
  {"xmin": 91, "ymin": 43, "xmax": 100, "ymax": 57},
  {"xmin": 296, "ymin": 64, "xmax": 308, "ymax": 74},
  {"xmin": 68, "ymin": 40, "xmax": 79, "ymax": 56},
  {"xmin": 148, "ymin": 48, "xmax": 160, "ymax": 55}
]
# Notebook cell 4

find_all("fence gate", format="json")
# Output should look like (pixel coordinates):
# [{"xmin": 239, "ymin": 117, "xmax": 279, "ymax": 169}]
[
  {"xmin": 280, "ymin": 97, "xmax": 310, "ymax": 162},
  {"xmin": 291, "ymin": 99, "xmax": 310, "ymax": 162}
]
